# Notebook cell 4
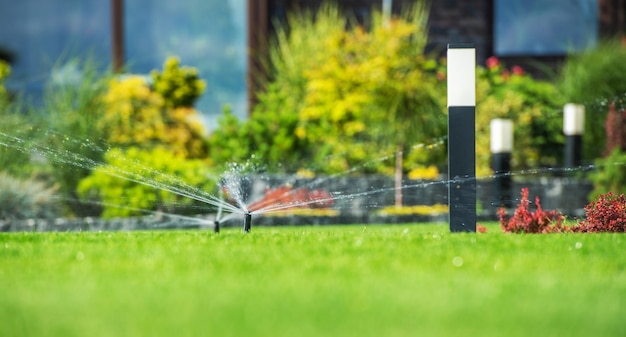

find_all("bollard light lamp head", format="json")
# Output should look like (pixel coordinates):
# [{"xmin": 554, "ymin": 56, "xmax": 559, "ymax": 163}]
[
  {"xmin": 490, "ymin": 118, "xmax": 513, "ymax": 153},
  {"xmin": 564, "ymin": 103, "xmax": 585, "ymax": 136},
  {"xmin": 447, "ymin": 44, "xmax": 476, "ymax": 107}
]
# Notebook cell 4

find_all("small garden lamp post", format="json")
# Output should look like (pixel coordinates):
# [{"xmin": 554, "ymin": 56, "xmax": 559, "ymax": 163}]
[
  {"xmin": 564, "ymin": 103, "xmax": 585, "ymax": 168},
  {"xmin": 491, "ymin": 118, "xmax": 513, "ymax": 208},
  {"xmin": 447, "ymin": 44, "xmax": 476, "ymax": 232}
]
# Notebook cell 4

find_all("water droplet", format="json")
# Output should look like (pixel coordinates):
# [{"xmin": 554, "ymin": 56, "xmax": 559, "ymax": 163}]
[
  {"xmin": 452, "ymin": 256, "xmax": 464, "ymax": 267},
  {"xmin": 575, "ymin": 242, "xmax": 583, "ymax": 249}
]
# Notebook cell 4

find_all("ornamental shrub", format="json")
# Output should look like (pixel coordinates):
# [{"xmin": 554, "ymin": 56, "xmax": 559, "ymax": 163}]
[
  {"xmin": 151, "ymin": 57, "xmax": 206, "ymax": 109},
  {"xmin": 41, "ymin": 58, "xmax": 112, "ymax": 216},
  {"xmin": 576, "ymin": 192, "xmax": 626, "ymax": 232},
  {"xmin": 296, "ymin": 5, "xmax": 446, "ymax": 174},
  {"xmin": 211, "ymin": 3, "xmax": 445, "ymax": 174},
  {"xmin": 0, "ymin": 61, "xmax": 37, "ymax": 179},
  {"xmin": 475, "ymin": 57, "xmax": 564, "ymax": 176},
  {"xmin": 559, "ymin": 39, "xmax": 626, "ymax": 160},
  {"xmin": 100, "ymin": 59, "xmax": 208, "ymax": 158},
  {"xmin": 498, "ymin": 187, "xmax": 565, "ymax": 233},
  {"xmin": 78, "ymin": 147, "xmax": 217, "ymax": 218}
]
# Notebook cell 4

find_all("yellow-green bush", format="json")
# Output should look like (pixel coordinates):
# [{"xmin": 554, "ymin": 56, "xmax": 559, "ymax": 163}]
[
  {"xmin": 78, "ymin": 147, "xmax": 216, "ymax": 218},
  {"xmin": 211, "ymin": 4, "xmax": 445, "ymax": 174},
  {"xmin": 100, "ymin": 58, "xmax": 208, "ymax": 158},
  {"xmin": 151, "ymin": 57, "xmax": 206, "ymax": 109}
]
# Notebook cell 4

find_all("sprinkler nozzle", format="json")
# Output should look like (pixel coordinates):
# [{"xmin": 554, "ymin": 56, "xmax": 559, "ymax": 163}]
[
  {"xmin": 243, "ymin": 212, "xmax": 252, "ymax": 232},
  {"xmin": 213, "ymin": 220, "xmax": 220, "ymax": 233}
]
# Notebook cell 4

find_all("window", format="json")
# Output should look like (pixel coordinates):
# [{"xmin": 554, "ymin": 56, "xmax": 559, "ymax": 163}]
[
  {"xmin": 0, "ymin": 1, "xmax": 111, "ymax": 101},
  {"xmin": 0, "ymin": 0, "xmax": 247, "ymax": 126},
  {"xmin": 494, "ymin": 0, "xmax": 598, "ymax": 56}
]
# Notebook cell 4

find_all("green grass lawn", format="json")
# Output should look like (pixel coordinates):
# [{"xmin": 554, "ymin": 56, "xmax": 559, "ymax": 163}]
[{"xmin": 1, "ymin": 223, "xmax": 624, "ymax": 337}]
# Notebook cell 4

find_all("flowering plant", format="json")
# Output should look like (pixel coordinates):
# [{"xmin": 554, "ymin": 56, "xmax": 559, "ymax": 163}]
[{"xmin": 475, "ymin": 57, "xmax": 564, "ymax": 176}]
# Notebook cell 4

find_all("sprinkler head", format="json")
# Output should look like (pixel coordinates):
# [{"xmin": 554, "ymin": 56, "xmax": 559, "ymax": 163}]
[
  {"xmin": 213, "ymin": 220, "xmax": 220, "ymax": 233},
  {"xmin": 243, "ymin": 212, "xmax": 252, "ymax": 232}
]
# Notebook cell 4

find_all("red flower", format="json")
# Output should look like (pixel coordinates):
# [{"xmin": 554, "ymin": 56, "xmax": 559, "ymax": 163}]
[
  {"xmin": 486, "ymin": 56, "xmax": 500, "ymax": 69},
  {"xmin": 512, "ymin": 65, "xmax": 524, "ymax": 75},
  {"xmin": 477, "ymin": 224, "xmax": 488, "ymax": 233}
]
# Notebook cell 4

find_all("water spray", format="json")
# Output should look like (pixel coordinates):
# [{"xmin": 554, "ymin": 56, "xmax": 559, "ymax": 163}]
[{"xmin": 243, "ymin": 211, "xmax": 252, "ymax": 232}]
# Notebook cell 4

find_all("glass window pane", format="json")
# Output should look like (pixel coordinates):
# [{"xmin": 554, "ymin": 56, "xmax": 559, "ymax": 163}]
[
  {"xmin": 125, "ymin": 0, "xmax": 247, "ymax": 127},
  {"xmin": 494, "ymin": 0, "xmax": 598, "ymax": 56},
  {"xmin": 0, "ymin": 1, "xmax": 111, "ymax": 101}
]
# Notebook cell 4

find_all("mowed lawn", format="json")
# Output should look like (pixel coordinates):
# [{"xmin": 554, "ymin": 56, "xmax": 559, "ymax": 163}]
[{"xmin": 0, "ymin": 223, "xmax": 624, "ymax": 337}]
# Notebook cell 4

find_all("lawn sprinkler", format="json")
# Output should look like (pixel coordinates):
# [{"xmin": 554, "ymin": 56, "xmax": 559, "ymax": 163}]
[
  {"xmin": 213, "ymin": 220, "xmax": 220, "ymax": 233},
  {"xmin": 243, "ymin": 211, "xmax": 252, "ymax": 232}
]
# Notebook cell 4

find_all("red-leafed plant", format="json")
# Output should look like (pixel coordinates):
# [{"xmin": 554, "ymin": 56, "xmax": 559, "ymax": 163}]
[
  {"xmin": 498, "ymin": 187, "xmax": 565, "ymax": 233},
  {"xmin": 247, "ymin": 186, "xmax": 334, "ymax": 213},
  {"xmin": 575, "ymin": 192, "xmax": 626, "ymax": 232}
]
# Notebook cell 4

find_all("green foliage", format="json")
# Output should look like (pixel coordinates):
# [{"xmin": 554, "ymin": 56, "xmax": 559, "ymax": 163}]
[
  {"xmin": 297, "ymin": 5, "xmax": 446, "ymax": 173},
  {"xmin": 77, "ymin": 147, "xmax": 216, "ymax": 218},
  {"xmin": 211, "ymin": 3, "xmax": 445, "ymax": 174},
  {"xmin": 40, "ymin": 58, "xmax": 112, "ymax": 215},
  {"xmin": 151, "ymin": 57, "xmax": 206, "ymax": 109},
  {"xmin": 559, "ymin": 39, "xmax": 626, "ymax": 160},
  {"xmin": 209, "ymin": 102, "xmax": 308, "ymax": 172},
  {"xmin": 100, "ymin": 60, "xmax": 208, "ymax": 159},
  {"xmin": 588, "ymin": 148, "xmax": 626, "ymax": 200},
  {"xmin": 210, "ymin": 5, "xmax": 345, "ymax": 172},
  {"xmin": 0, "ymin": 172, "xmax": 60, "ymax": 220},
  {"xmin": 0, "ymin": 61, "xmax": 36, "ymax": 178},
  {"xmin": 0, "ymin": 60, "xmax": 9, "ymax": 101},
  {"xmin": 476, "ymin": 57, "xmax": 564, "ymax": 176},
  {"xmin": 76, "ymin": 57, "xmax": 211, "ymax": 217}
]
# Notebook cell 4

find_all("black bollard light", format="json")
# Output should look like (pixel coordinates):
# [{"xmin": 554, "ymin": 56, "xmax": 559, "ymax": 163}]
[
  {"xmin": 564, "ymin": 103, "xmax": 584, "ymax": 168},
  {"xmin": 490, "ymin": 118, "xmax": 513, "ymax": 209},
  {"xmin": 447, "ymin": 43, "xmax": 476, "ymax": 233},
  {"xmin": 243, "ymin": 212, "xmax": 252, "ymax": 233},
  {"xmin": 213, "ymin": 220, "xmax": 220, "ymax": 233}
]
